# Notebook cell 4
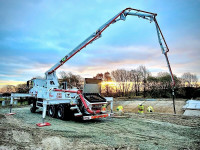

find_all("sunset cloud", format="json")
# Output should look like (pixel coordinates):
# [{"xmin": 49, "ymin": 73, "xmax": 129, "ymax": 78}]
[{"xmin": 0, "ymin": 0, "xmax": 200, "ymax": 87}]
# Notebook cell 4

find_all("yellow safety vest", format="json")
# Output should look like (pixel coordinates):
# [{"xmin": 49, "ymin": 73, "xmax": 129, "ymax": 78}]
[
  {"xmin": 147, "ymin": 106, "xmax": 154, "ymax": 112},
  {"xmin": 116, "ymin": 106, "xmax": 123, "ymax": 111},
  {"xmin": 102, "ymin": 104, "xmax": 106, "ymax": 111},
  {"xmin": 138, "ymin": 104, "xmax": 144, "ymax": 114}
]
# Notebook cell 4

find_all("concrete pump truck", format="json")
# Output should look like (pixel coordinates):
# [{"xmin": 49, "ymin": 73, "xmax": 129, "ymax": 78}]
[{"xmin": 9, "ymin": 8, "xmax": 175, "ymax": 127}]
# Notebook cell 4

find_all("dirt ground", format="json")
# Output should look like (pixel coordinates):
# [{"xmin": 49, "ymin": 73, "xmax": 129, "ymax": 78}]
[{"xmin": 0, "ymin": 106, "xmax": 200, "ymax": 150}]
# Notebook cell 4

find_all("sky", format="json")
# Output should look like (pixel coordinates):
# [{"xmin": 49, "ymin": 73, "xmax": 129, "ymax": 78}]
[{"xmin": 0, "ymin": 0, "xmax": 200, "ymax": 87}]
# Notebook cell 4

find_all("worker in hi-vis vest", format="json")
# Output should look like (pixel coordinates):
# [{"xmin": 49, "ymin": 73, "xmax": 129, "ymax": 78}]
[
  {"xmin": 147, "ymin": 106, "xmax": 154, "ymax": 112},
  {"xmin": 138, "ymin": 104, "xmax": 144, "ymax": 114},
  {"xmin": 102, "ymin": 104, "xmax": 107, "ymax": 111},
  {"xmin": 116, "ymin": 105, "xmax": 123, "ymax": 112}
]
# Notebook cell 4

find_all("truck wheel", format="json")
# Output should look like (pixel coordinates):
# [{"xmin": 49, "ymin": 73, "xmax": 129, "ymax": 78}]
[
  {"xmin": 30, "ymin": 99, "xmax": 37, "ymax": 113},
  {"xmin": 30, "ymin": 107, "xmax": 36, "ymax": 113},
  {"xmin": 57, "ymin": 104, "xmax": 65, "ymax": 120},
  {"xmin": 48, "ymin": 105, "xmax": 57, "ymax": 118}
]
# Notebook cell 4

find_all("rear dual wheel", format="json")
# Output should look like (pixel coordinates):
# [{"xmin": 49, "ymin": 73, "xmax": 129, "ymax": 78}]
[
  {"xmin": 57, "ymin": 104, "xmax": 65, "ymax": 120},
  {"xmin": 48, "ymin": 104, "xmax": 66, "ymax": 120},
  {"xmin": 48, "ymin": 105, "xmax": 57, "ymax": 118},
  {"xmin": 48, "ymin": 104, "xmax": 74, "ymax": 120}
]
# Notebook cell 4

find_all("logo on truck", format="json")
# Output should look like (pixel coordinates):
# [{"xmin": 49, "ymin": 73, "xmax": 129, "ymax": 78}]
[{"xmin": 56, "ymin": 93, "xmax": 62, "ymax": 99}]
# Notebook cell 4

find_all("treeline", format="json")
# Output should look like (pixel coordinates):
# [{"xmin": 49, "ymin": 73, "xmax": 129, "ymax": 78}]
[
  {"xmin": 93, "ymin": 66, "xmax": 199, "ymax": 99},
  {"xmin": 1, "ymin": 65, "xmax": 199, "ymax": 99},
  {"xmin": 0, "ymin": 84, "xmax": 29, "ymax": 94}
]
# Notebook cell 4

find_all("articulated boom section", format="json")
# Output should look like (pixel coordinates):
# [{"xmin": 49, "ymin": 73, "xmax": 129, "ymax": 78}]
[{"xmin": 45, "ymin": 8, "xmax": 175, "ymax": 88}]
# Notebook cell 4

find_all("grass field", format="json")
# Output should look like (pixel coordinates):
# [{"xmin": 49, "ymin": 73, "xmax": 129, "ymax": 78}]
[{"xmin": 0, "ymin": 97, "xmax": 9, "ymax": 101}]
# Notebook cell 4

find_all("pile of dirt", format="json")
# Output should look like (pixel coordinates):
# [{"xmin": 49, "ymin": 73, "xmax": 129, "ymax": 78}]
[{"xmin": 0, "ymin": 114, "xmax": 111, "ymax": 150}]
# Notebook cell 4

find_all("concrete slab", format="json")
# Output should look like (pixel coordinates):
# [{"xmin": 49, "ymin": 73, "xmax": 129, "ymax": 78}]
[
  {"xmin": 114, "ymin": 100, "xmax": 185, "ymax": 114},
  {"xmin": 183, "ymin": 110, "xmax": 200, "ymax": 117}
]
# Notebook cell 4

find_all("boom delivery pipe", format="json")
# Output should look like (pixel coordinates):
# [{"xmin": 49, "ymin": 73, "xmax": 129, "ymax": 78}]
[
  {"xmin": 45, "ymin": 8, "xmax": 174, "ymax": 85},
  {"xmin": 45, "ymin": 7, "xmax": 176, "ymax": 113}
]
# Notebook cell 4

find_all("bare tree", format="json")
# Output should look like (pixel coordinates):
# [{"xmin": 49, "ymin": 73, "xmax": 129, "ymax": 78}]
[
  {"xmin": 59, "ymin": 71, "xmax": 83, "ymax": 88},
  {"xmin": 93, "ymin": 73, "xmax": 104, "ymax": 80},
  {"xmin": 104, "ymin": 72, "xmax": 112, "ymax": 81},
  {"xmin": 103, "ymin": 72, "xmax": 112, "ymax": 96},
  {"xmin": 130, "ymin": 69, "xmax": 141, "ymax": 96},
  {"xmin": 16, "ymin": 84, "xmax": 29, "ymax": 93},
  {"xmin": 111, "ymin": 69, "xmax": 131, "ymax": 96},
  {"xmin": 181, "ymin": 72, "xmax": 198, "ymax": 87},
  {"xmin": 138, "ymin": 65, "xmax": 150, "ymax": 97},
  {"xmin": 59, "ymin": 71, "xmax": 68, "ymax": 80},
  {"xmin": 0, "ymin": 85, "xmax": 16, "ymax": 93}
]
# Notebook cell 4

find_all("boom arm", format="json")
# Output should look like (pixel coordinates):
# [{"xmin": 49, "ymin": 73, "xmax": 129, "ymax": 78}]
[{"xmin": 45, "ymin": 8, "xmax": 175, "ymax": 87}]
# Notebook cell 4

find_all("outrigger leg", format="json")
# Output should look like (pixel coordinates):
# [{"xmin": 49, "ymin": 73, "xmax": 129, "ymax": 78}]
[
  {"xmin": 6, "ymin": 95, "xmax": 16, "ymax": 115},
  {"xmin": 36, "ymin": 102, "xmax": 51, "ymax": 127}
]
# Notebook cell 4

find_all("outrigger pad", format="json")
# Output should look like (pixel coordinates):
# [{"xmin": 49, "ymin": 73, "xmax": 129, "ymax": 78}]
[
  {"xmin": 36, "ymin": 122, "xmax": 51, "ymax": 127},
  {"xmin": 5, "ymin": 113, "xmax": 16, "ymax": 116}
]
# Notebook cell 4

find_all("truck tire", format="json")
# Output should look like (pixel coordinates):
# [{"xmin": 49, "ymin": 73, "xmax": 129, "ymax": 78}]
[
  {"xmin": 30, "ymin": 99, "xmax": 37, "ymax": 113},
  {"xmin": 30, "ymin": 107, "xmax": 36, "ymax": 113},
  {"xmin": 48, "ymin": 105, "xmax": 57, "ymax": 118},
  {"xmin": 65, "ymin": 105, "xmax": 74, "ymax": 120},
  {"xmin": 57, "ymin": 104, "xmax": 65, "ymax": 120}
]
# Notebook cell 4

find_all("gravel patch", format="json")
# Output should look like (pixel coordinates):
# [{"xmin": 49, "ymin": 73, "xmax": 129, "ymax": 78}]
[{"xmin": 0, "ymin": 106, "xmax": 200, "ymax": 149}]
